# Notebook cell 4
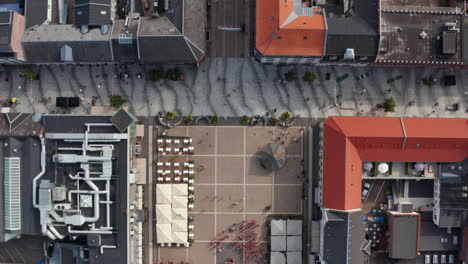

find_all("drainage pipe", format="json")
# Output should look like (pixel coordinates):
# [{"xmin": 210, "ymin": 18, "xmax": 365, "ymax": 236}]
[
  {"xmin": 48, "ymin": 225, "xmax": 65, "ymax": 240},
  {"xmin": 67, "ymin": 226, "xmax": 113, "ymax": 235},
  {"xmin": 32, "ymin": 138, "xmax": 46, "ymax": 208}
]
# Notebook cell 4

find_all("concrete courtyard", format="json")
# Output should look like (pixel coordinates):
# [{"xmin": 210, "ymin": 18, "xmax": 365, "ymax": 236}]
[
  {"xmin": 154, "ymin": 126, "xmax": 305, "ymax": 264},
  {"xmin": 1, "ymin": 59, "xmax": 467, "ymax": 119}
]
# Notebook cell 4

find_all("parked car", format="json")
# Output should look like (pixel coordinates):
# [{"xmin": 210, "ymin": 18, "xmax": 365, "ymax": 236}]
[{"xmin": 362, "ymin": 182, "xmax": 371, "ymax": 200}]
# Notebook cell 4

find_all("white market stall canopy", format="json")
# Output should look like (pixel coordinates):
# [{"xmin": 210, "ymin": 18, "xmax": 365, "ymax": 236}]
[
  {"xmin": 156, "ymin": 184, "xmax": 172, "ymax": 204},
  {"xmin": 155, "ymin": 184, "xmax": 189, "ymax": 244}
]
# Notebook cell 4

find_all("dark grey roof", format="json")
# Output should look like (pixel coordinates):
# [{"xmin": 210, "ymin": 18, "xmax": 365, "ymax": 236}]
[
  {"xmin": 110, "ymin": 109, "xmax": 134, "ymax": 133},
  {"xmin": 324, "ymin": 0, "xmax": 379, "ymax": 57},
  {"xmin": 25, "ymin": 0, "xmax": 48, "ymax": 28},
  {"xmin": 323, "ymin": 210, "xmax": 365, "ymax": 264},
  {"xmin": 22, "ymin": 41, "xmax": 113, "ymax": 63},
  {"xmin": 388, "ymin": 213, "xmax": 419, "ymax": 259},
  {"xmin": 420, "ymin": 221, "xmax": 461, "ymax": 251},
  {"xmin": 0, "ymin": 11, "xmax": 11, "ymax": 24},
  {"xmin": 74, "ymin": 0, "xmax": 111, "ymax": 26},
  {"xmin": 110, "ymin": 19, "xmax": 139, "ymax": 63},
  {"xmin": 136, "ymin": 0, "xmax": 206, "ymax": 64},
  {"xmin": 155, "ymin": 0, "xmax": 184, "ymax": 32},
  {"xmin": 138, "ymin": 35, "xmax": 203, "ymax": 63},
  {"xmin": 0, "ymin": 11, "xmax": 12, "ymax": 52}
]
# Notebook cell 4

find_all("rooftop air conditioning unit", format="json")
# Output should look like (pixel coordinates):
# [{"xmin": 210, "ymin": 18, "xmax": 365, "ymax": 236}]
[{"xmin": 344, "ymin": 48, "xmax": 355, "ymax": 60}]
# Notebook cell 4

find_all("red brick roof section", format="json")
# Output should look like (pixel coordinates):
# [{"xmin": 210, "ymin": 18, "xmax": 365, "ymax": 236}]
[{"xmin": 322, "ymin": 116, "xmax": 468, "ymax": 211}]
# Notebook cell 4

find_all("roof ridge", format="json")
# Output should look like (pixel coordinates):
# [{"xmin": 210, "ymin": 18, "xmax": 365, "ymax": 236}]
[{"xmin": 327, "ymin": 116, "xmax": 346, "ymax": 136}]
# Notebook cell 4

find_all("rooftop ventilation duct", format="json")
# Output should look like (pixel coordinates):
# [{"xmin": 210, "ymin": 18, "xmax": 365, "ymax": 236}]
[
  {"xmin": 101, "ymin": 25, "xmax": 109, "ymax": 35},
  {"xmin": 344, "ymin": 48, "xmax": 355, "ymax": 60},
  {"xmin": 81, "ymin": 25, "xmax": 89, "ymax": 34}
]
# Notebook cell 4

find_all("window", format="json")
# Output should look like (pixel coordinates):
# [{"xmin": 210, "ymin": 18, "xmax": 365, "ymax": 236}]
[
  {"xmin": 100, "ymin": 10, "xmax": 107, "ymax": 15},
  {"xmin": 119, "ymin": 34, "xmax": 132, "ymax": 44},
  {"xmin": 77, "ymin": 11, "xmax": 82, "ymax": 15}
]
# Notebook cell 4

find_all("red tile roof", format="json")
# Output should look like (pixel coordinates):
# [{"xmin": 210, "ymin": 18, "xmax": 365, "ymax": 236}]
[
  {"xmin": 255, "ymin": 0, "xmax": 326, "ymax": 57},
  {"xmin": 323, "ymin": 116, "xmax": 468, "ymax": 211}
]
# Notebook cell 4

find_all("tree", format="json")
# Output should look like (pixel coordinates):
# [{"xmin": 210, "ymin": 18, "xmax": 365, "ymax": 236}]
[
  {"xmin": 110, "ymin": 95, "xmax": 126, "ymax": 108},
  {"xmin": 209, "ymin": 115, "xmax": 220, "ymax": 124},
  {"xmin": 25, "ymin": 70, "xmax": 38, "ymax": 81},
  {"xmin": 166, "ymin": 111, "xmax": 176, "ymax": 120},
  {"xmin": 383, "ymin": 97, "xmax": 396, "ymax": 112},
  {"xmin": 281, "ymin": 111, "xmax": 291, "ymax": 120},
  {"xmin": 270, "ymin": 117, "xmax": 280, "ymax": 126},
  {"xmin": 241, "ymin": 115, "xmax": 250, "ymax": 124},
  {"xmin": 302, "ymin": 72, "xmax": 316, "ymax": 84},
  {"xmin": 184, "ymin": 116, "xmax": 194, "ymax": 124},
  {"xmin": 148, "ymin": 70, "xmax": 164, "ymax": 82},
  {"xmin": 284, "ymin": 70, "xmax": 296, "ymax": 82},
  {"xmin": 166, "ymin": 68, "xmax": 180, "ymax": 81}
]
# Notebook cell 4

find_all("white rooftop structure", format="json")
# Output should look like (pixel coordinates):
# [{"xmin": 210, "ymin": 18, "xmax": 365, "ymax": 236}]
[
  {"xmin": 287, "ymin": 251, "xmax": 302, "ymax": 264},
  {"xmin": 156, "ymin": 204, "xmax": 172, "ymax": 224},
  {"xmin": 271, "ymin": 236, "xmax": 287, "ymax": 252},
  {"xmin": 156, "ymin": 224, "xmax": 173, "ymax": 243},
  {"xmin": 155, "ymin": 183, "xmax": 188, "ymax": 244},
  {"xmin": 270, "ymin": 252, "xmax": 286, "ymax": 264},
  {"xmin": 287, "ymin": 219, "xmax": 302, "ymax": 236},
  {"xmin": 172, "ymin": 184, "xmax": 188, "ymax": 196},
  {"xmin": 271, "ymin": 219, "xmax": 286, "ymax": 236},
  {"xmin": 156, "ymin": 184, "xmax": 172, "ymax": 204},
  {"xmin": 287, "ymin": 236, "xmax": 302, "ymax": 252},
  {"xmin": 172, "ymin": 196, "xmax": 188, "ymax": 208}
]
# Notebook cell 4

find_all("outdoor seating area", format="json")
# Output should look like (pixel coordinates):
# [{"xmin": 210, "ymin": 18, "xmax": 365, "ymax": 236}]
[
  {"xmin": 156, "ymin": 161, "xmax": 196, "ymax": 183},
  {"xmin": 156, "ymin": 135, "xmax": 196, "ymax": 248},
  {"xmin": 157, "ymin": 137, "xmax": 194, "ymax": 155},
  {"xmin": 155, "ymin": 126, "xmax": 305, "ymax": 263}
]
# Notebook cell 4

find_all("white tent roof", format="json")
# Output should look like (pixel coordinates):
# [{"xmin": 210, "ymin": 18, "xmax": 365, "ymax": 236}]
[
  {"xmin": 172, "ymin": 195, "xmax": 188, "ymax": 208},
  {"xmin": 172, "ymin": 220, "xmax": 188, "ymax": 232},
  {"xmin": 287, "ymin": 220, "xmax": 302, "ymax": 236},
  {"xmin": 270, "ymin": 252, "xmax": 286, "ymax": 264},
  {"xmin": 287, "ymin": 236, "xmax": 302, "ymax": 252},
  {"xmin": 172, "ymin": 208, "xmax": 187, "ymax": 220},
  {"xmin": 271, "ymin": 236, "xmax": 287, "ymax": 252},
  {"xmin": 156, "ymin": 184, "xmax": 172, "ymax": 204},
  {"xmin": 156, "ymin": 224, "xmax": 173, "ymax": 243},
  {"xmin": 271, "ymin": 219, "xmax": 286, "ymax": 236},
  {"xmin": 156, "ymin": 204, "xmax": 172, "ymax": 224},
  {"xmin": 286, "ymin": 252, "xmax": 302, "ymax": 264},
  {"xmin": 173, "ymin": 231, "xmax": 188, "ymax": 243},
  {"xmin": 172, "ymin": 184, "xmax": 188, "ymax": 196}
]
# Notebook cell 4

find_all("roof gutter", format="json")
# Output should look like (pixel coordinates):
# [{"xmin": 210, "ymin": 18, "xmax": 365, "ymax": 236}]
[
  {"xmin": 322, "ymin": 8, "xmax": 328, "ymax": 57},
  {"xmin": 400, "ymin": 117, "xmax": 407, "ymax": 149}
]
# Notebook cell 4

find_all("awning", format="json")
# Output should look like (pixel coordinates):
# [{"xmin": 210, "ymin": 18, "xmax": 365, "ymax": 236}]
[
  {"xmin": 156, "ymin": 204, "xmax": 172, "ymax": 224},
  {"xmin": 172, "ymin": 195, "xmax": 188, "ymax": 208},
  {"xmin": 172, "ymin": 208, "xmax": 187, "ymax": 220},
  {"xmin": 172, "ymin": 220, "xmax": 188, "ymax": 232},
  {"xmin": 172, "ymin": 184, "xmax": 188, "ymax": 196},
  {"xmin": 156, "ymin": 184, "xmax": 172, "ymax": 204},
  {"xmin": 259, "ymin": 143, "xmax": 287, "ymax": 171},
  {"xmin": 156, "ymin": 224, "xmax": 173, "ymax": 243},
  {"xmin": 173, "ymin": 231, "xmax": 188, "ymax": 243}
]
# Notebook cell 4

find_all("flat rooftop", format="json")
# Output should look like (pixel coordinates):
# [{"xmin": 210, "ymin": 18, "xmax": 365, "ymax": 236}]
[{"xmin": 378, "ymin": 11, "xmax": 463, "ymax": 64}]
